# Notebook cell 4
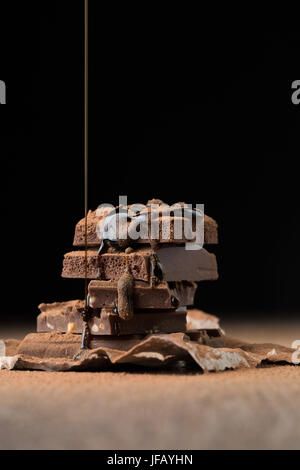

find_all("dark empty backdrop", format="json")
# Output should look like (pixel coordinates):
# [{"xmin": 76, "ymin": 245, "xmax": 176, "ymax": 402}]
[{"xmin": 1, "ymin": 2, "xmax": 300, "ymax": 322}]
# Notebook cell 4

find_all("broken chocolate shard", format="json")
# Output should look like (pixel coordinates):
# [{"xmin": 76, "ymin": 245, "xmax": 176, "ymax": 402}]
[
  {"xmin": 62, "ymin": 250, "xmax": 100, "ymax": 279},
  {"xmin": 17, "ymin": 332, "xmax": 82, "ymax": 359},
  {"xmin": 88, "ymin": 280, "xmax": 196, "ymax": 310},
  {"xmin": 186, "ymin": 309, "xmax": 222, "ymax": 332},
  {"xmin": 37, "ymin": 300, "xmax": 85, "ymax": 334}
]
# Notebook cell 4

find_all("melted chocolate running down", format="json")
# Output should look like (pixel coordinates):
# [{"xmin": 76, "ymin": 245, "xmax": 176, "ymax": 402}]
[
  {"xmin": 117, "ymin": 269, "xmax": 135, "ymax": 321},
  {"xmin": 150, "ymin": 253, "xmax": 164, "ymax": 287}
]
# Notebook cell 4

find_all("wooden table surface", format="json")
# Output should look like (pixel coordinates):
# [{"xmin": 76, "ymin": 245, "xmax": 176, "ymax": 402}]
[{"xmin": 0, "ymin": 318, "xmax": 299, "ymax": 450}]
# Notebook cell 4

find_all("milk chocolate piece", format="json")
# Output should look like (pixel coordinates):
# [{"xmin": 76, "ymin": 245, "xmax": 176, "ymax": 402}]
[
  {"xmin": 37, "ymin": 300, "xmax": 85, "ymax": 334},
  {"xmin": 62, "ymin": 247, "xmax": 151, "ymax": 281},
  {"xmin": 157, "ymin": 246, "xmax": 218, "ymax": 281},
  {"xmin": 73, "ymin": 210, "xmax": 218, "ymax": 247},
  {"xmin": 88, "ymin": 280, "xmax": 196, "ymax": 309},
  {"xmin": 17, "ymin": 332, "xmax": 146, "ymax": 357},
  {"xmin": 17, "ymin": 333, "xmax": 81, "ymax": 358},
  {"xmin": 90, "ymin": 308, "xmax": 187, "ymax": 335},
  {"xmin": 62, "ymin": 246, "xmax": 218, "ymax": 282},
  {"xmin": 37, "ymin": 302, "xmax": 187, "ymax": 335}
]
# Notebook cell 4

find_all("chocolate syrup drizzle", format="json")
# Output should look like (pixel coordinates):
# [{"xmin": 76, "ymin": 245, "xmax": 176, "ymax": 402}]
[
  {"xmin": 80, "ymin": 0, "xmax": 91, "ymax": 350},
  {"xmin": 79, "ymin": 4, "xmax": 173, "ymax": 349}
]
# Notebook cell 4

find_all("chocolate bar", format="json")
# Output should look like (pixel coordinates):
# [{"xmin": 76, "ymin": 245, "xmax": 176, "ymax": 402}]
[
  {"xmin": 37, "ymin": 301, "xmax": 187, "ymax": 335},
  {"xmin": 73, "ymin": 209, "xmax": 218, "ymax": 247},
  {"xmin": 89, "ymin": 308, "xmax": 187, "ymax": 335},
  {"xmin": 37, "ymin": 300, "xmax": 85, "ymax": 334},
  {"xmin": 18, "ymin": 332, "xmax": 146, "ymax": 357},
  {"xmin": 62, "ymin": 247, "xmax": 151, "ymax": 281},
  {"xmin": 10, "ymin": 331, "xmax": 145, "ymax": 360},
  {"xmin": 88, "ymin": 280, "xmax": 196, "ymax": 309},
  {"xmin": 62, "ymin": 246, "xmax": 218, "ymax": 282}
]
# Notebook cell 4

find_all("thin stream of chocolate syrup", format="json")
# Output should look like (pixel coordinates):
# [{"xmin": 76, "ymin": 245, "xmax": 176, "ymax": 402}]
[
  {"xmin": 84, "ymin": 0, "xmax": 89, "ymax": 307},
  {"xmin": 80, "ymin": 0, "xmax": 90, "ymax": 350}
]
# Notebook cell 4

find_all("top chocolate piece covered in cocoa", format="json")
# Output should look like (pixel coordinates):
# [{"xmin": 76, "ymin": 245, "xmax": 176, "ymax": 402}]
[{"xmin": 73, "ymin": 205, "xmax": 218, "ymax": 247}]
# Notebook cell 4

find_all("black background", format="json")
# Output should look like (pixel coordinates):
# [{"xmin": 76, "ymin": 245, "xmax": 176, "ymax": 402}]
[{"xmin": 1, "ymin": 2, "xmax": 300, "ymax": 323}]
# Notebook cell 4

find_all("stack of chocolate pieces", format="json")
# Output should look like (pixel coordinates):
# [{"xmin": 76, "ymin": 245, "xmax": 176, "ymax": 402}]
[{"xmin": 37, "ymin": 201, "xmax": 219, "ymax": 352}]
